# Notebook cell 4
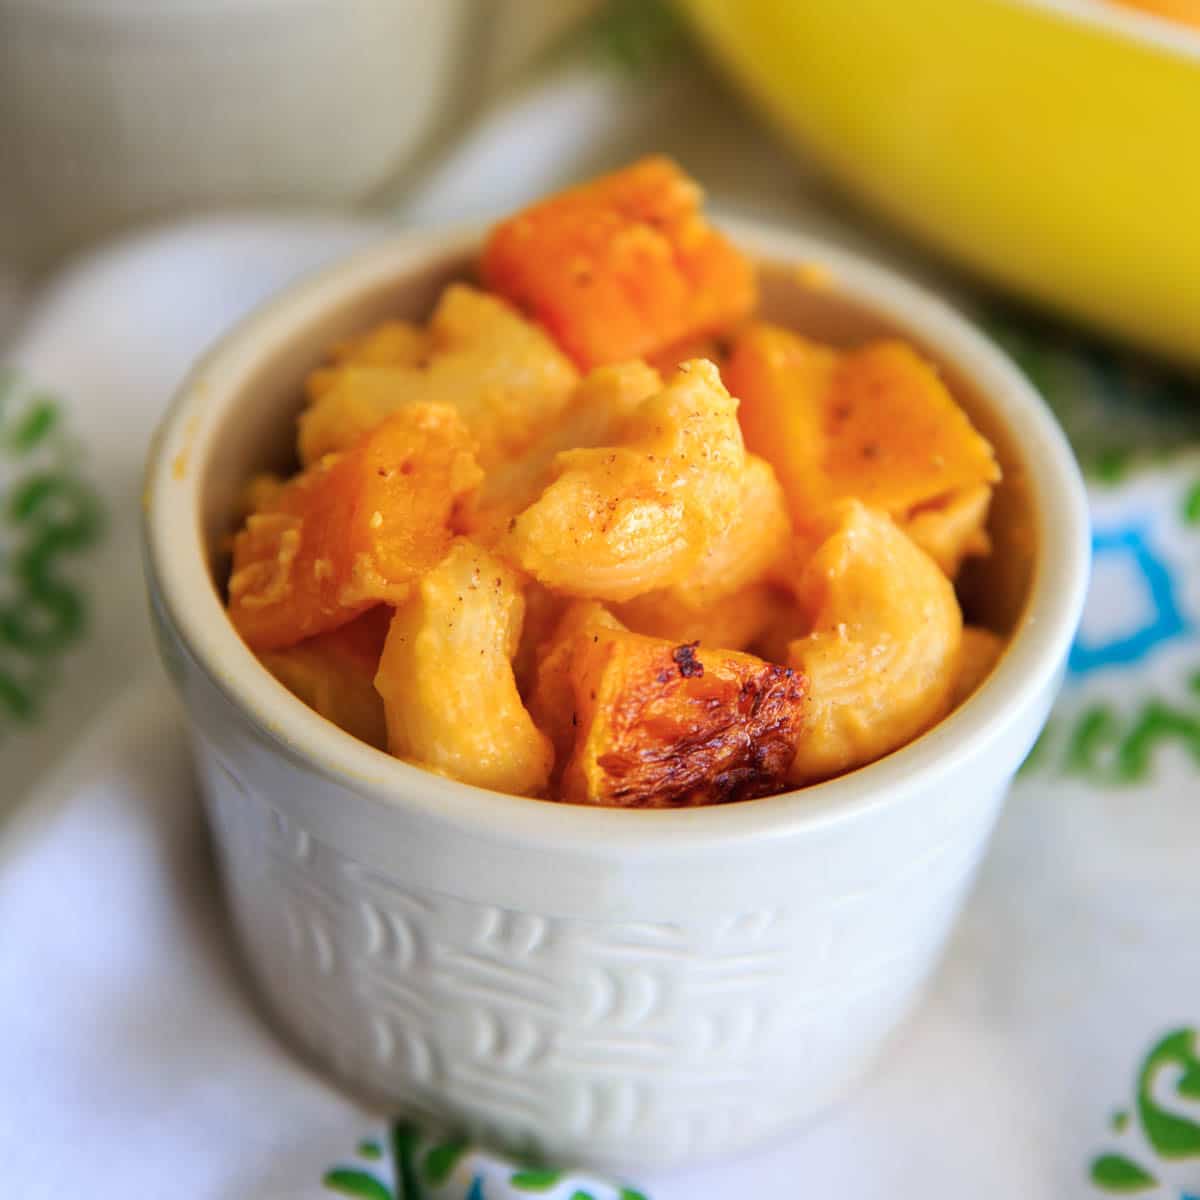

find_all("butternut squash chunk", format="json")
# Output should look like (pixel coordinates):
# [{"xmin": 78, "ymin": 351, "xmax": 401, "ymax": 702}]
[
  {"xmin": 481, "ymin": 156, "xmax": 756, "ymax": 369},
  {"xmin": 528, "ymin": 600, "xmax": 627, "ymax": 764},
  {"xmin": 823, "ymin": 341, "xmax": 1000, "ymax": 514},
  {"xmin": 561, "ymin": 628, "xmax": 806, "ymax": 807},
  {"xmin": 725, "ymin": 326, "xmax": 999, "ymax": 538},
  {"xmin": 723, "ymin": 322, "xmax": 836, "ymax": 530},
  {"xmin": 228, "ymin": 404, "xmax": 481, "ymax": 651}
]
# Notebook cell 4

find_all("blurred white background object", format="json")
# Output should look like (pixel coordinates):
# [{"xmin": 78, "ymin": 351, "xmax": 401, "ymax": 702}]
[{"xmin": 0, "ymin": 0, "xmax": 479, "ymax": 273}]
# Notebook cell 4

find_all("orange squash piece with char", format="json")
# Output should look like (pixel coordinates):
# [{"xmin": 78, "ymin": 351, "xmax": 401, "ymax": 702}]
[
  {"xmin": 481, "ymin": 156, "xmax": 757, "ymax": 370},
  {"xmin": 228, "ymin": 403, "xmax": 481, "ymax": 652},
  {"xmin": 258, "ymin": 606, "xmax": 391, "ymax": 749},
  {"xmin": 528, "ymin": 600, "xmax": 627, "ymax": 766},
  {"xmin": 560, "ymin": 628, "xmax": 807, "ymax": 807}
]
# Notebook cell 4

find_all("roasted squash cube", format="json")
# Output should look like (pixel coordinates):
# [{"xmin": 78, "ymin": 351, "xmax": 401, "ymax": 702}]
[
  {"xmin": 726, "ymin": 326, "xmax": 999, "ymax": 533},
  {"xmin": 561, "ymin": 629, "xmax": 807, "ymax": 807},
  {"xmin": 481, "ymin": 156, "xmax": 757, "ymax": 369},
  {"xmin": 723, "ymin": 322, "xmax": 836, "ymax": 530},
  {"xmin": 823, "ymin": 341, "xmax": 1000, "ymax": 514},
  {"xmin": 228, "ymin": 403, "xmax": 481, "ymax": 651},
  {"xmin": 528, "ymin": 600, "xmax": 627, "ymax": 763}
]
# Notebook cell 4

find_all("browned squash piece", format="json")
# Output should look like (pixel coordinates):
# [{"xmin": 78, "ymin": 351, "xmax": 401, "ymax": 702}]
[
  {"xmin": 298, "ymin": 285, "xmax": 578, "ymax": 467},
  {"xmin": 723, "ymin": 322, "xmax": 836, "ymax": 530},
  {"xmin": 258, "ymin": 606, "xmax": 391, "ymax": 748},
  {"xmin": 823, "ymin": 341, "xmax": 1000, "ymax": 514},
  {"xmin": 374, "ymin": 539, "xmax": 553, "ymax": 796},
  {"xmin": 480, "ymin": 156, "xmax": 757, "ymax": 369},
  {"xmin": 561, "ymin": 628, "xmax": 807, "ymax": 807},
  {"xmin": 507, "ymin": 359, "xmax": 746, "ymax": 601},
  {"xmin": 528, "ymin": 600, "xmax": 627, "ymax": 764},
  {"xmin": 227, "ymin": 403, "xmax": 481, "ymax": 652}
]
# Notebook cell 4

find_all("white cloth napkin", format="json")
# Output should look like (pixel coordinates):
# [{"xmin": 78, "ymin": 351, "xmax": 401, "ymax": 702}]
[
  {"xmin": 6, "ymin": 548, "xmax": 1200, "ymax": 1200},
  {"xmin": 5, "ymin": 25, "xmax": 1200, "ymax": 1194}
]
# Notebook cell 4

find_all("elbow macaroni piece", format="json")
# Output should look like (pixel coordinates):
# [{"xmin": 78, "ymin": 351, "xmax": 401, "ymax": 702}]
[
  {"xmin": 615, "ymin": 454, "xmax": 793, "ymax": 650},
  {"xmin": 902, "ymin": 484, "xmax": 993, "ymax": 578},
  {"xmin": 462, "ymin": 361, "xmax": 662, "ymax": 546},
  {"xmin": 507, "ymin": 359, "xmax": 746, "ymax": 601},
  {"xmin": 786, "ymin": 501, "xmax": 962, "ymax": 784},
  {"xmin": 952, "ymin": 625, "xmax": 1006, "ymax": 706},
  {"xmin": 299, "ymin": 285, "xmax": 578, "ymax": 468},
  {"xmin": 374, "ymin": 539, "xmax": 553, "ymax": 797}
]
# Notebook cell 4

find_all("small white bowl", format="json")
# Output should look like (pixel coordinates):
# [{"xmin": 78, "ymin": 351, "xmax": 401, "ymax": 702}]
[{"xmin": 142, "ymin": 223, "xmax": 1089, "ymax": 1172}]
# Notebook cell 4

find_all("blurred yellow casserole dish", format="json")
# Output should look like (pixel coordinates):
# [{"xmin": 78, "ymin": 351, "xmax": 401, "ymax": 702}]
[{"xmin": 679, "ymin": 0, "xmax": 1200, "ymax": 366}]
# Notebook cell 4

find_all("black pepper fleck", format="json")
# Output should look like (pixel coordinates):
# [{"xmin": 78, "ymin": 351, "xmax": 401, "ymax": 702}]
[{"xmin": 672, "ymin": 641, "xmax": 704, "ymax": 678}]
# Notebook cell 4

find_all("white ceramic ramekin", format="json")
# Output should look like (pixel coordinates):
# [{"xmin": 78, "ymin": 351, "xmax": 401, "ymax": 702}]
[{"xmin": 142, "ymin": 223, "xmax": 1089, "ymax": 1172}]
